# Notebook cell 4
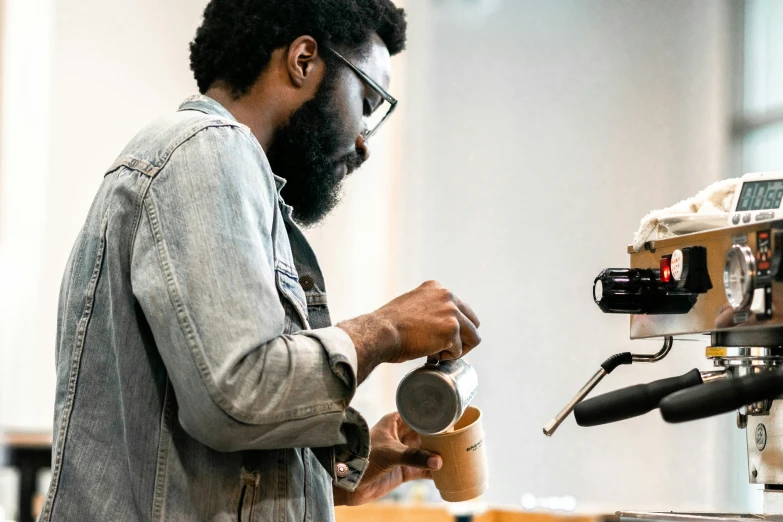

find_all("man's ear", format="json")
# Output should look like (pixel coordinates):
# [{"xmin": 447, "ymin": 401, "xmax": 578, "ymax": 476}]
[{"xmin": 287, "ymin": 35, "xmax": 322, "ymax": 88}]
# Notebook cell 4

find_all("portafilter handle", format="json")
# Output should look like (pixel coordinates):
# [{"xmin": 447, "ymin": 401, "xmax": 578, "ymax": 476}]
[
  {"xmin": 660, "ymin": 368, "xmax": 783, "ymax": 423},
  {"xmin": 573, "ymin": 368, "xmax": 704, "ymax": 427}
]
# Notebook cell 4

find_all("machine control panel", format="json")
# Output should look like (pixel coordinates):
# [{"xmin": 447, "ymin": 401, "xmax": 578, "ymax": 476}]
[
  {"xmin": 722, "ymin": 230, "xmax": 780, "ymax": 319},
  {"xmin": 625, "ymin": 220, "xmax": 783, "ymax": 337},
  {"xmin": 665, "ymin": 246, "xmax": 712, "ymax": 293},
  {"xmin": 729, "ymin": 172, "xmax": 783, "ymax": 227}
]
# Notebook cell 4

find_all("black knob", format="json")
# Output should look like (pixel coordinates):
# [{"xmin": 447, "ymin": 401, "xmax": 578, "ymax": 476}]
[
  {"xmin": 594, "ymin": 268, "xmax": 697, "ymax": 315},
  {"xmin": 676, "ymin": 247, "xmax": 712, "ymax": 293}
]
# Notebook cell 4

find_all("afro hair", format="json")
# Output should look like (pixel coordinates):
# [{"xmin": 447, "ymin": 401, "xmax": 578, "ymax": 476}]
[{"xmin": 189, "ymin": 0, "xmax": 407, "ymax": 97}]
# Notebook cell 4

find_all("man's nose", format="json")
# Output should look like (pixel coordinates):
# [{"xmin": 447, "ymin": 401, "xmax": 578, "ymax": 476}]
[{"xmin": 355, "ymin": 134, "xmax": 370, "ymax": 162}]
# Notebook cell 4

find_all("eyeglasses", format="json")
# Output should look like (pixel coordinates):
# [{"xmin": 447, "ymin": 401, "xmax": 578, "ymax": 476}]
[{"xmin": 324, "ymin": 45, "xmax": 398, "ymax": 141}]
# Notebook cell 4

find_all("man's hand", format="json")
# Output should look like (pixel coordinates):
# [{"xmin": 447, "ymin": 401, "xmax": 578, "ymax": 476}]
[
  {"xmin": 338, "ymin": 281, "xmax": 481, "ymax": 383},
  {"xmin": 333, "ymin": 412, "xmax": 442, "ymax": 507}
]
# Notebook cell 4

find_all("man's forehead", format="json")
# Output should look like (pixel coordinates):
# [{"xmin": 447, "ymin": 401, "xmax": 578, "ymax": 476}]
[{"xmin": 355, "ymin": 34, "xmax": 392, "ymax": 91}]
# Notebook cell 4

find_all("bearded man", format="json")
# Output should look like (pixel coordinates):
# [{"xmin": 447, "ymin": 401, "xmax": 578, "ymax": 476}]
[{"xmin": 41, "ymin": 1, "xmax": 482, "ymax": 520}]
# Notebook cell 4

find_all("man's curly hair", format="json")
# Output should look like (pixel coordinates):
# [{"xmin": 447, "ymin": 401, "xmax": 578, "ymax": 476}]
[{"xmin": 190, "ymin": 0, "xmax": 407, "ymax": 98}]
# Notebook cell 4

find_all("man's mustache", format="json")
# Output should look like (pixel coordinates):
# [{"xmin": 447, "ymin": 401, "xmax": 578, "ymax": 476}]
[{"xmin": 340, "ymin": 151, "xmax": 365, "ymax": 175}]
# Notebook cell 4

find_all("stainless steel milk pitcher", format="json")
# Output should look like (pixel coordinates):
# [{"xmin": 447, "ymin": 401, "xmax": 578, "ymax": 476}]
[{"xmin": 396, "ymin": 358, "xmax": 479, "ymax": 435}]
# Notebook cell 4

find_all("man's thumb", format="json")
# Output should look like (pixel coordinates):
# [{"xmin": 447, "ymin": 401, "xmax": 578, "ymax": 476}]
[{"xmin": 396, "ymin": 447, "xmax": 442, "ymax": 470}]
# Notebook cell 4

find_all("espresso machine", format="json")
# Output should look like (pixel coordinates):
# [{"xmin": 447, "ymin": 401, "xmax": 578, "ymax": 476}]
[{"xmin": 544, "ymin": 174, "xmax": 783, "ymax": 521}]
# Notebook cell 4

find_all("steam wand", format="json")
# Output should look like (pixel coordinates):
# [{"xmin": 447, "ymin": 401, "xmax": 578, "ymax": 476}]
[{"xmin": 542, "ymin": 336, "xmax": 673, "ymax": 437}]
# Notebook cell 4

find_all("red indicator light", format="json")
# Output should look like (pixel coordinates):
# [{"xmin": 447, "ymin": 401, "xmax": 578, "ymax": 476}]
[{"xmin": 660, "ymin": 258, "xmax": 672, "ymax": 283}]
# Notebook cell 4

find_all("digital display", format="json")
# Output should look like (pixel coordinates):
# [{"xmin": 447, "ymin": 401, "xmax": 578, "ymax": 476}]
[{"xmin": 736, "ymin": 180, "xmax": 783, "ymax": 211}]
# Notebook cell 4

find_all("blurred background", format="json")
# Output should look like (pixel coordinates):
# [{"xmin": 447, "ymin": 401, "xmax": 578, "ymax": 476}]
[{"xmin": 1, "ymin": 0, "xmax": 783, "ymax": 520}]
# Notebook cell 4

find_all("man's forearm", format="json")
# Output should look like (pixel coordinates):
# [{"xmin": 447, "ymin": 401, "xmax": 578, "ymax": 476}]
[{"xmin": 337, "ymin": 313, "xmax": 399, "ymax": 384}]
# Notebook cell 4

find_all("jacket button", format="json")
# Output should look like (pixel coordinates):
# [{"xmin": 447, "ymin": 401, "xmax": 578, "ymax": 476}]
[
  {"xmin": 335, "ymin": 462, "xmax": 350, "ymax": 478},
  {"xmin": 299, "ymin": 275, "xmax": 315, "ymax": 291}
]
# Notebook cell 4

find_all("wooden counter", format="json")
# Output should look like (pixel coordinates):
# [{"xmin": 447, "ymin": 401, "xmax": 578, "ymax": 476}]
[{"xmin": 335, "ymin": 504, "xmax": 604, "ymax": 522}]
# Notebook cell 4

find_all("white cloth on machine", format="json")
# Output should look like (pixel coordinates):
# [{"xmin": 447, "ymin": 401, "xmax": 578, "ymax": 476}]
[{"xmin": 631, "ymin": 178, "xmax": 741, "ymax": 253}]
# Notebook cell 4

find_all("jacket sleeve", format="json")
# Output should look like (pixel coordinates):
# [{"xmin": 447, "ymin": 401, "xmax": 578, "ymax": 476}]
[{"xmin": 130, "ymin": 122, "xmax": 367, "ymax": 476}]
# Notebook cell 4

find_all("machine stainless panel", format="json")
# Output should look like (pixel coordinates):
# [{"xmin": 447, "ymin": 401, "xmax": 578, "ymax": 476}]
[
  {"xmin": 748, "ymin": 400, "xmax": 783, "ymax": 485},
  {"xmin": 630, "ymin": 220, "xmax": 783, "ymax": 339}
]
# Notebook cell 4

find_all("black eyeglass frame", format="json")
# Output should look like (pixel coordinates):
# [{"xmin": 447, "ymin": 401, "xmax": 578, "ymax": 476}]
[{"xmin": 324, "ymin": 45, "xmax": 398, "ymax": 140}]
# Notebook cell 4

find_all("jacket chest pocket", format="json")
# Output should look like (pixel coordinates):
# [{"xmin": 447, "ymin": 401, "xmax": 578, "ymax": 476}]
[
  {"xmin": 237, "ymin": 469, "xmax": 260, "ymax": 522},
  {"xmin": 272, "ymin": 203, "xmax": 310, "ymax": 333},
  {"xmin": 275, "ymin": 263, "xmax": 309, "ymax": 333}
]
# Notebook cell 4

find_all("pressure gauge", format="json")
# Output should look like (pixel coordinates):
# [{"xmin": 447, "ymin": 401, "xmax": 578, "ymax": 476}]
[{"xmin": 723, "ymin": 245, "xmax": 756, "ymax": 310}]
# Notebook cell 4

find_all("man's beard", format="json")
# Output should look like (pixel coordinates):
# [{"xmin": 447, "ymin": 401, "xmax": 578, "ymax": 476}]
[{"xmin": 266, "ymin": 68, "xmax": 364, "ymax": 227}]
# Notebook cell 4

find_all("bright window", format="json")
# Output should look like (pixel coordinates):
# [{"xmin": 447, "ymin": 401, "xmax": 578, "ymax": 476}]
[{"xmin": 742, "ymin": 0, "xmax": 783, "ymax": 172}]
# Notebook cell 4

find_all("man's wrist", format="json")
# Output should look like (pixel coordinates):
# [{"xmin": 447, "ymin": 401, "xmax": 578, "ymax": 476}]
[{"xmin": 337, "ymin": 313, "xmax": 399, "ymax": 383}]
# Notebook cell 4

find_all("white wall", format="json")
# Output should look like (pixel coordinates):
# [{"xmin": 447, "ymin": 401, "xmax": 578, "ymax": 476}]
[
  {"xmin": 0, "ymin": 1, "xmax": 209, "ymax": 513},
  {"xmin": 0, "ymin": 0, "xmax": 209, "ymax": 431},
  {"xmin": 394, "ymin": 0, "xmax": 753, "ymax": 513},
  {"xmin": 0, "ymin": 0, "xmax": 56, "ymax": 513},
  {"xmin": 0, "ymin": 0, "xmax": 55, "ymax": 431}
]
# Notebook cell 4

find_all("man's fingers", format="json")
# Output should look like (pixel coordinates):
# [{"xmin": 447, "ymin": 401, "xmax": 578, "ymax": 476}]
[
  {"xmin": 395, "ymin": 416, "xmax": 413, "ymax": 438},
  {"xmin": 400, "ymin": 430, "xmax": 423, "ymax": 448},
  {"xmin": 454, "ymin": 296, "xmax": 480, "ymax": 328},
  {"xmin": 444, "ymin": 304, "xmax": 480, "ymax": 361},
  {"xmin": 401, "ymin": 466, "xmax": 434, "ymax": 482},
  {"xmin": 458, "ymin": 310, "xmax": 481, "ymax": 351},
  {"xmin": 397, "ymin": 421, "xmax": 425, "ymax": 449},
  {"xmin": 438, "ymin": 334, "xmax": 463, "ymax": 361},
  {"xmin": 456, "ymin": 313, "xmax": 479, "ymax": 358},
  {"xmin": 434, "ymin": 312, "xmax": 481, "ymax": 361}
]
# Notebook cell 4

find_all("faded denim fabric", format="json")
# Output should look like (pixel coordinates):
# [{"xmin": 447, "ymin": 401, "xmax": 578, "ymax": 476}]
[{"xmin": 40, "ymin": 95, "xmax": 370, "ymax": 522}]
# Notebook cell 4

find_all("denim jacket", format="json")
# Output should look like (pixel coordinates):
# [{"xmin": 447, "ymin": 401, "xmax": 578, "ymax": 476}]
[{"xmin": 40, "ymin": 95, "xmax": 370, "ymax": 521}]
